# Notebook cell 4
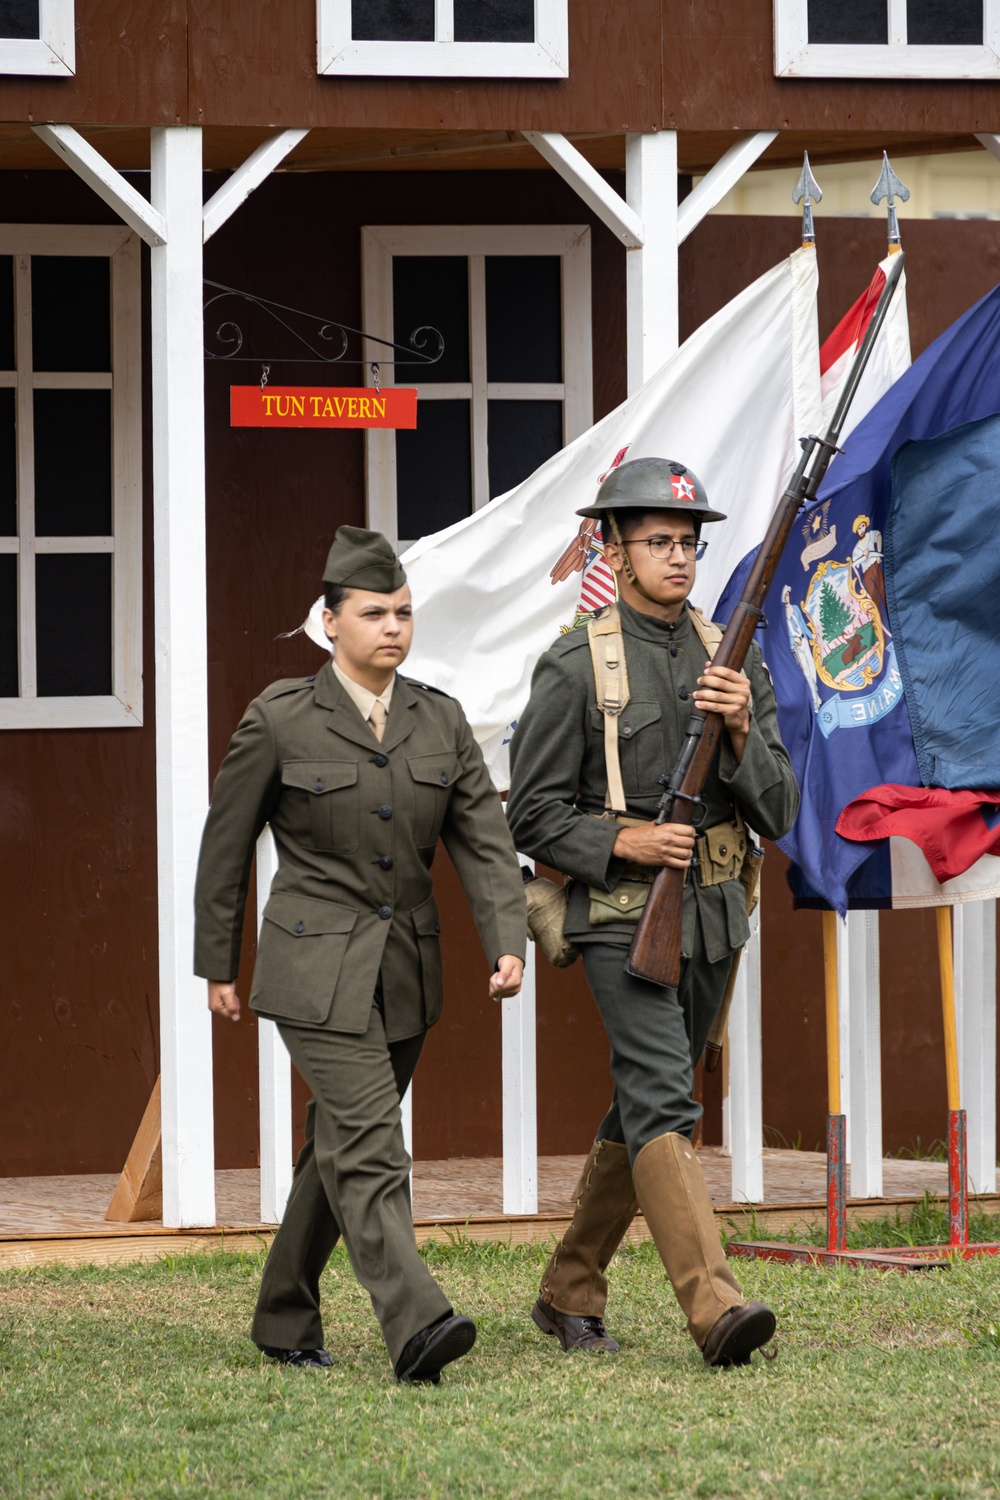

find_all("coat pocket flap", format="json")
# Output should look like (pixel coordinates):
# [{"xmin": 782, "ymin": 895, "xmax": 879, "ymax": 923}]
[
  {"xmin": 411, "ymin": 896, "xmax": 441, "ymax": 937},
  {"xmin": 407, "ymin": 752, "xmax": 459, "ymax": 789},
  {"xmin": 589, "ymin": 700, "xmax": 661, "ymax": 737},
  {"xmin": 281, "ymin": 759, "xmax": 358, "ymax": 795},
  {"xmin": 263, "ymin": 891, "xmax": 358, "ymax": 937}
]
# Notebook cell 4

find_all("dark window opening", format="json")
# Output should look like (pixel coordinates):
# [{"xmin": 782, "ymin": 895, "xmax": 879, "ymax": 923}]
[
  {"xmin": 487, "ymin": 400, "xmax": 563, "ymax": 499},
  {"xmin": 0, "ymin": 256, "xmax": 13, "ymax": 370},
  {"xmin": 486, "ymin": 256, "xmax": 562, "ymax": 383},
  {"xmin": 33, "ymin": 390, "xmax": 112, "ymax": 537},
  {"xmin": 807, "ymin": 0, "xmax": 888, "ymax": 44},
  {"xmin": 454, "ymin": 0, "xmax": 535, "ymax": 43},
  {"xmin": 352, "ymin": 0, "xmax": 434, "ymax": 41},
  {"xmin": 0, "ymin": 1, "xmax": 40, "ymax": 41},
  {"xmin": 393, "ymin": 256, "xmax": 469, "ymax": 384},
  {"xmin": 32, "ymin": 257, "xmax": 111, "ymax": 373},
  {"xmin": 0, "ymin": 389, "xmax": 15, "ymax": 537},
  {"xmin": 35, "ymin": 553, "xmax": 112, "ymax": 697},
  {"xmin": 0, "ymin": 554, "xmax": 16, "ymax": 696},
  {"xmin": 397, "ymin": 401, "xmax": 472, "ymax": 540},
  {"xmin": 907, "ymin": 0, "xmax": 983, "ymax": 45}
]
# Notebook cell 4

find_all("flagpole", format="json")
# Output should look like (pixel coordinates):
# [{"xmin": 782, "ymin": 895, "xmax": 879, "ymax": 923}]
[
  {"xmin": 823, "ymin": 909, "xmax": 847, "ymax": 1253},
  {"xmin": 937, "ymin": 906, "xmax": 969, "ymax": 1248},
  {"xmin": 871, "ymin": 152, "xmax": 910, "ymax": 256}
]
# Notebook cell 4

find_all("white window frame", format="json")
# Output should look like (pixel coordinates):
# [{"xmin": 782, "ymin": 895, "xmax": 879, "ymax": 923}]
[
  {"xmin": 0, "ymin": 0, "xmax": 75, "ymax": 77},
  {"xmin": 775, "ymin": 0, "xmax": 1000, "ymax": 78},
  {"xmin": 361, "ymin": 223, "xmax": 592, "ymax": 548},
  {"xmin": 0, "ymin": 226, "xmax": 142, "ymax": 730},
  {"xmin": 318, "ymin": 0, "xmax": 567, "ymax": 77}
]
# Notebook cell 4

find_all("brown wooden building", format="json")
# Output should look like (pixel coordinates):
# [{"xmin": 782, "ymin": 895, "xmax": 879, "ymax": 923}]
[{"xmin": 0, "ymin": 1, "xmax": 997, "ymax": 1224}]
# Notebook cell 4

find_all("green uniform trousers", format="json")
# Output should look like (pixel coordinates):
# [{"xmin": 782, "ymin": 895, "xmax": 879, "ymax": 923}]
[
  {"xmin": 581, "ymin": 921, "xmax": 733, "ymax": 1163},
  {"xmin": 250, "ymin": 997, "xmax": 451, "ymax": 1366}
]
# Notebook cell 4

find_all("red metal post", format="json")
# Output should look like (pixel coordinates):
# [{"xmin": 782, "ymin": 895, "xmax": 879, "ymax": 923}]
[
  {"xmin": 948, "ymin": 1107, "xmax": 969, "ymax": 1248},
  {"xmin": 827, "ymin": 1111, "xmax": 847, "ymax": 1253}
]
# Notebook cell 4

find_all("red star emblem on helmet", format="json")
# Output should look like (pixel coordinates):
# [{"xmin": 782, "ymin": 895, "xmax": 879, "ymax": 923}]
[{"xmin": 671, "ymin": 474, "xmax": 696, "ymax": 503}]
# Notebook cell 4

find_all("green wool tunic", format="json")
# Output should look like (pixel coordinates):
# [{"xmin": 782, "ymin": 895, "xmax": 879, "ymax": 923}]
[{"xmin": 506, "ymin": 599, "xmax": 800, "ymax": 962}]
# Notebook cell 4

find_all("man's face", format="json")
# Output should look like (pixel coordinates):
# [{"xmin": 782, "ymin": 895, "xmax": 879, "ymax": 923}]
[
  {"xmin": 322, "ymin": 584, "xmax": 414, "ymax": 679},
  {"xmin": 605, "ymin": 509, "xmax": 699, "ymax": 611}
]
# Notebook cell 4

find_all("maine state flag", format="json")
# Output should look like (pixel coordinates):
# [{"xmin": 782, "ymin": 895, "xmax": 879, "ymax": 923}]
[{"xmin": 717, "ymin": 282, "xmax": 1000, "ymax": 911}]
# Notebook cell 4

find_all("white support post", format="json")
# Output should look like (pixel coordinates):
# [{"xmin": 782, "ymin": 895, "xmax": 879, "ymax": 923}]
[
  {"xmin": 151, "ymin": 126, "xmax": 216, "ymax": 1228},
  {"xmin": 841, "ymin": 911, "xmax": 883, "ymax": 1197},
  {"xmin": 503, "ymin": 861, "xmax": 538, "ymax": 1215},
  {"xmin": 202, "ymin": 129, "xmax": 311, "ymax": 243},
  {"xmin": 256, "ymin": 828, "xmax": 293, "ymax": 1223},
  {"xmin": 677, "ymin": 132, "xmax": 778, "ymax": 245},
  {"xmin": 728, "ymin": 900, "xmax": 764, "ymax": 1203},
  {"xmin": 625, "ymin": 132, "xmax": 679, "ymax": 393},
  {"xmin": 32, "ymin": 125, "xmax": 167, "ymax": 246},
  {"xmin": 521, "ymin": 131, "xmax": 644, "ymax": 247},
  {"xmin": 955, "ymin": 900, "xmax": 998, "ymax": 1194}
]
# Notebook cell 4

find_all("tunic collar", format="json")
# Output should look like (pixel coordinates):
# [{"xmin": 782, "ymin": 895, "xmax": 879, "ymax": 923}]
[{"xmin": 616, "ymin": 596, "xmax": 696, "ymax": 645}]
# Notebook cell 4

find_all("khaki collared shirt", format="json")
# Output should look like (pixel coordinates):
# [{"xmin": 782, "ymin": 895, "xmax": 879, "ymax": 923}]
[{"xmin": 332, "ymin": 657, "xmax": 395, "ymax": 725}]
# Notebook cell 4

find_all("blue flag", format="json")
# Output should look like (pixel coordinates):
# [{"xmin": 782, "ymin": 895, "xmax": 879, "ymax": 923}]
[{"xmin": 717, "ymin": 282, "xmax": 1000, "ymax": 911}]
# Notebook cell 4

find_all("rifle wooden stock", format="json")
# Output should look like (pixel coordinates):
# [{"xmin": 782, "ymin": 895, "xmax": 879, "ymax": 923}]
[{"xmin": 625, "ymin": 250, "xmax": 906, "ymax": 989}]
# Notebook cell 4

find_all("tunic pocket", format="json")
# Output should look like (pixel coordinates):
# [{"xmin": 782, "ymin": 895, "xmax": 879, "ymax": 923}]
[
  {"xmin": 412, "ymin": 895, "xmax": 444, "ymax": 1026},
  {"xmin": 250, "ymin": 891, "xmax": 358, "ymax": 1027},
  {"xmin": 588, "ymin": 700, "xmax": 663, "ymax": 799},
  {"xmin": 281, "ymin": 759, "xmax": 359, "ymax": 853},
  {"xmin": 406, "ymin": 751, "xmax": 459, "ymax": 847}
]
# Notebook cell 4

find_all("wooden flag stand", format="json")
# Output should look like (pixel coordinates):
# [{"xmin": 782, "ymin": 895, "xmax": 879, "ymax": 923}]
[
  {"xmin": 728, "ymin": 908, "xmax": 1000, "ymax": 1273},
  {"xmin": 105, "ymin": 1075, "xmax": 163, "ymax": 1223}
]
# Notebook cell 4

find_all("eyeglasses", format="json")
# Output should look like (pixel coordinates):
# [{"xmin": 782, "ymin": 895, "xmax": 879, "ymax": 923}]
[{"xmin": 621, "ymin": 535, "xmax": 707, "ymax": 562}]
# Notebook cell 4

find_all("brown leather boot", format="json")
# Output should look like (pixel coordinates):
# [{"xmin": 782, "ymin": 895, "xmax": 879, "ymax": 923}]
[
  {"xmin": 632, "ymin": 1131, "xmax": 775, "ymax": 1365},
  {"xmin": 534, "ymin": 1139, "xmax": 638, "ymax": 1352}
]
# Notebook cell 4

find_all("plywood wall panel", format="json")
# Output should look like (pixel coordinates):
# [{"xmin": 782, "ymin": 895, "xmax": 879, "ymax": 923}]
[
  {"xmin": 0, "ymin": 1, "xmax": 186, "ymax": 127},
  {"xmin": 189, "ymin": 0, "xmax": 661, "ymax": 134},
  {"xmin": 664, "ymin": 0, "xmax": 1000, "ymax": 135}
]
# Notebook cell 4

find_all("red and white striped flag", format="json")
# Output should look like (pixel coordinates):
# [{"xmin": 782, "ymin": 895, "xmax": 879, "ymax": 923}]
[{"xmin": 820, "ymin": 254, "xmax": 910, "ymax": 445}]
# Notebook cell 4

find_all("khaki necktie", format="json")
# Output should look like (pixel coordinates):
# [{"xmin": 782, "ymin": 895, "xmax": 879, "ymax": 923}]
[{"xmin": 368, "ymin": 698, "xmax": 387, "ymax": 742}]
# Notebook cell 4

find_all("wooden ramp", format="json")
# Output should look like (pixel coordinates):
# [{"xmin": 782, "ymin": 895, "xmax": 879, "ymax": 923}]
[{"xmin": 1, "ymin": 1149, "xmax": 996, "ymax": 1270}]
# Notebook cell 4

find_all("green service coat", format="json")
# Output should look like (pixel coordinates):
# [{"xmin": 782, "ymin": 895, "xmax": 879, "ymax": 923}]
[
  {"xmin": 506, "ymin": 599, "xmax": 800, "ymax": 963},
  {"xmin": 194, "ymin": 662, "xmax": 527, "ymax": 1041}
]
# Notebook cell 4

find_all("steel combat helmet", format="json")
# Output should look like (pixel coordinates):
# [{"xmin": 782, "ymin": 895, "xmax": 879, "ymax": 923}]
[{"xmin": 576, "ymin": 457, "xmax": 727, "ymax": 522}]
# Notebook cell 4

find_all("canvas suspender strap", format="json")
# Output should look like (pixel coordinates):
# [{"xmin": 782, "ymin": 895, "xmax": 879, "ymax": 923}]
[
  {"xmin": 587, "ymin": 605, "xmax": 630, "ymax": 814},
  {"xmin": 587, "ymin": 602, "xmax": 742, "ymax": 818}
]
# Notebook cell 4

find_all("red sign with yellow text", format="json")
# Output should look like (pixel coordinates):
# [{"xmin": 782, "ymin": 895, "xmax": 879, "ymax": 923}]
[{"xmin": 230, "ymin": 385, "xmax": 417, "ymax": 429}]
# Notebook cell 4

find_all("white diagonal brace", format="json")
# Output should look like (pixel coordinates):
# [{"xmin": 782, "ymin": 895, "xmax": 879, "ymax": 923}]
[
  {"xmin": 522, "ymin": 131, "xmax": 644, "ymax": 247},
  {"xmin": 975, "ymin": 133, "xmax": 1000, "ymax": 164},
  {"xmin": 32, "ymin": 124, "xmax": 168, "ymax": 246},
  {"xmin": 678, "ymin": 131, "xmax": 779, "ymax": 245},
  {"xmin": 203, "ymin": 129, "xmax": 311, "ymax": 243}
]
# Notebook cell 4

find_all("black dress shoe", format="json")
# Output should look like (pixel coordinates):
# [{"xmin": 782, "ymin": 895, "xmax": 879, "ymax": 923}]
[
  {"xmin": 394, "ymin": 1314, "xmax": 477, "ymax": 1384},
  {"xmin": 701, "ymin": 1302, "xmax": 776, "ymax": 1368},
  {"xmin": 257, "ymin": 1343, "xmax": 334, "ymax": 1369},
  {"xmin": 531, "ymin": 1297, "xmax": 620, "ymax": 1353}
]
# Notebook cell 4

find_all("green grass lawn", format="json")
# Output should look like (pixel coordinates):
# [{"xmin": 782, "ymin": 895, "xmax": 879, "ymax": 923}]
[{"xmin": 2, "ymin": 1234, "xmax": 999, "ymax": 1499}]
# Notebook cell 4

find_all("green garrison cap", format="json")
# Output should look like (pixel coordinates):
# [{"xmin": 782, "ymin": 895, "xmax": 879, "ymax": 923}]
[
  {"xmin": 322, "ymin": 526, "xmax": 407, "ymax": 591},
  {"xmin": 576, "ymin": 457, "xmax": 727, "ymax": 522}
]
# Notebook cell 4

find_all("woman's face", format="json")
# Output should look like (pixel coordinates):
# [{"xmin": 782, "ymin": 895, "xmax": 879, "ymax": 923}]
[{"xmin": 322, "ymin": 584, "xmax": 414, "ymax": 680}]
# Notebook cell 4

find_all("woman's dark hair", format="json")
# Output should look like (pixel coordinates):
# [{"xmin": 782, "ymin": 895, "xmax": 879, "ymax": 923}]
[{"xmin": 324, "ymin": 583, "xmax": 351, "ymax": 614}]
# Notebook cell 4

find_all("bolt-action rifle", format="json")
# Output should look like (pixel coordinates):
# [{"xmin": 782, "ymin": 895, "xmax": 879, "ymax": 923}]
[{"xmin": 626, "ymin": 250, "xmax": 905, "ymax": 989}]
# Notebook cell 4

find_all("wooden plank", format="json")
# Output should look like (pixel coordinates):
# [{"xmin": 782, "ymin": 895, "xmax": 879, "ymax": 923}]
[
  {"xmin": 625, "ymin": 131, "xmax": 678, "ymax": 393},
  {"xmin": 104, "ymin": 1077, "xmax": 163, "ymax": 1223},
  {"xmin": 6, "ymin": 1192, "xmax": 1000, "ymax": 1270}
]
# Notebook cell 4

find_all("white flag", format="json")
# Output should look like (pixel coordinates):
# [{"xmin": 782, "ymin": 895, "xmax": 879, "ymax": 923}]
[{"xmin": 307, "ymin": 248, "xmax": 821, "ymax": 787}]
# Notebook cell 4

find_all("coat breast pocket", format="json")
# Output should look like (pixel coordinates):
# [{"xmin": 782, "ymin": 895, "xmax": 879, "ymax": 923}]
[
  {"xmin": 589, "ymin": 700, "xmax": 663, "ymax": 799},
  {"xmin": 281, "ymin": 759, "xmax": 359, "ymax": 853},
  {"xmin": 406, "ymin": 751, "xmax": 459, "ymax": 847}
]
